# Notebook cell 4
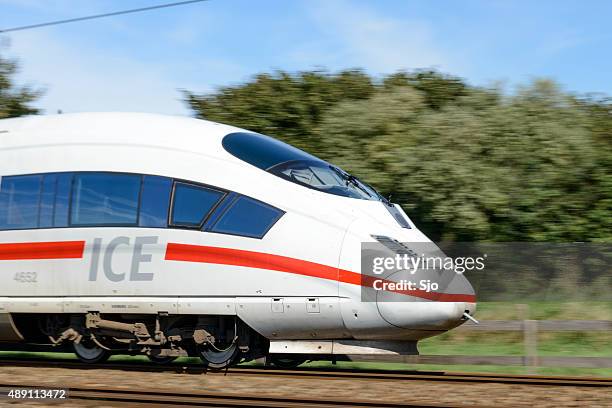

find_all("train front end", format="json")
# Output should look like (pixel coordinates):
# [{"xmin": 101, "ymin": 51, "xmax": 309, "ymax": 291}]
[
  {"xmin": 337, "ymin": 202, "xmax": 477, "ymax": 344},
  {"xmin": 222, "ymin": 129, "xmax": 477, "ymax": 356}
]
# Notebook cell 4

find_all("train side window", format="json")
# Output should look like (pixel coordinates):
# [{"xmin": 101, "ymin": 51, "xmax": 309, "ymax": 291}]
[
  {"xmin": 39, "ymin": 174, "xmax": 58, "ymax": 228},
  {"xmin": 170, "ymin": 182, "xmax": 224, "ymax": 227},
  {"xmin": 53, "ymin": 173, "xmax": 72, "ymax": 227},
  {"xmin": 0, "ymin": 175, "xmax": 43, "ymax": 230},
  {"xmin": 139, "ymin": 175, "xmax": 172, "ymax": 228},
  {"xmin": 70, "ymin": 173, "xmax": 141, "ymax": 226},
  {"xmin": 210, "ymin": 196, "xmax": 283, "ymax": 238}
]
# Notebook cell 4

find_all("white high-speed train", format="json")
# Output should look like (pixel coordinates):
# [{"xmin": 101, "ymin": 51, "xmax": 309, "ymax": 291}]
[{"xmin": 0, "ymin": 113, "xmax": 475, "ymax": 368}]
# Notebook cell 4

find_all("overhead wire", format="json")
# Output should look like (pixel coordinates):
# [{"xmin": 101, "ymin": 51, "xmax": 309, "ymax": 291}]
[{"xmin": 0, "ymin": 0, "xmax": 209, "ymax": 33}]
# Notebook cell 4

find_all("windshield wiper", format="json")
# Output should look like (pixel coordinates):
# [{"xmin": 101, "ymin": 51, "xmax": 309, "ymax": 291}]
[
  {"xmin": 350, "ymin": 174, "xmax": 391, "ymax": 204},
  {"xmin": 348, "ymin": 175, "xmax": 373, "ymax": 198},
  {"xmin": 330, "ymin": 166, "xmax": 373, "ymax": 198}
]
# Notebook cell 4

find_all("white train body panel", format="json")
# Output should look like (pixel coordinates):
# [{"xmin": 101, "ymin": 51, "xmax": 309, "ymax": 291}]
[{"xmin": 0, "ymin": 113, "xmax": 475, "ymax": 346}]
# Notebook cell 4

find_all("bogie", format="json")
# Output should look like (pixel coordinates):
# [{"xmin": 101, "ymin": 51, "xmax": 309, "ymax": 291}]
[{"xmin": 10, "ymin": 313, "xmax": 266, "ymax": 367}]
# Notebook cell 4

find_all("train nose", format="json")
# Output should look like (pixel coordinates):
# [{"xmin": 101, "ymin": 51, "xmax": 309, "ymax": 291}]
[
  {"xmin": 375, "ymin": 270, "xmax": 477, "ymax": 332},
  {"xmin": 377, "ymin": 300, "xmax": 477, "ymax": 332}
]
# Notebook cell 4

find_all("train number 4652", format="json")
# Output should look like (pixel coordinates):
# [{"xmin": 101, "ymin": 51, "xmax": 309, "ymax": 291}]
[{"xmin": 14, "ymin": 272, "xmax": 38, "ymax": 283}]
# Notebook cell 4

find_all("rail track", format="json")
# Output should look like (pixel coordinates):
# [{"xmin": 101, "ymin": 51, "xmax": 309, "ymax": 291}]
[
  {"xmin": 0, "ymin": 356, "xmax": 611, "ymax": 387},
  {"xmin": 0, "ymin": 382, "xmax": 451, "ymax": 407}
]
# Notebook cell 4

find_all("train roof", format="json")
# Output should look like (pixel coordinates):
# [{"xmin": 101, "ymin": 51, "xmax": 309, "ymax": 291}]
[{"xmin": 0, "ymin": 112, "xmax": 245, "ymax": 159}]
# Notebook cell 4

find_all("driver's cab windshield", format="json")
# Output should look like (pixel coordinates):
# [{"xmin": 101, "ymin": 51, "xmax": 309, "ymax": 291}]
[
  {"xmin": 222, "ymin": 132, "xmax": 382, "ymax": 201},
  {"xmin": 268, "ymin": 160, "xmax": 380, "ymax": 201}
]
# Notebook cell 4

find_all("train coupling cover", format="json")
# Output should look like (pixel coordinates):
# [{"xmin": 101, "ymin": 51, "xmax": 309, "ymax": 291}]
[{"xmin": 462, "ymin": 311, "xmax": 479, "ymax": 324}]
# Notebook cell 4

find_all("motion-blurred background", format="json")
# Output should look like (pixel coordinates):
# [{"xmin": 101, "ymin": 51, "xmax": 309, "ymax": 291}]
[{"xmin": 1, "ymin": 0, "xmax": 610, "ymax": 376}]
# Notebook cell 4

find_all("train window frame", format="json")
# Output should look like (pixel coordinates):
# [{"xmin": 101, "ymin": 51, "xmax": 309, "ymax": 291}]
[
  {"xmin": 0, "ymin": 171, "xmax": 282, "ymax": 235},
  {"xmin": 53, "ymin": 172, "xmax": 73, "ymax": 228},
  {"xmin": 138, "ymin": 175, "xmax": 172, "ymax": 228},
  {"xmin": 208, "ymin": 195, "xmax": 284, "ymax": 239},
  {"xmin": 39, "ymin": 173, "xmax": 58, "ymax": 228},
  {"xmin": 169, "ymin": 181, "xmax": 227, "ymax": 229},
  {"xmin": 0, "ymin": 172, "xmax": 74, "ymax": 231},
  {"xmin": 69, "ymin": 172, "xmax": 143, "ymax": 227},
  {"xmin": 201, "ymin": 192, "xmax": 238, "ymax": 231},
  {"xmin": 0, "ymin": 174, "xmax": 43, "ymax": 230}
]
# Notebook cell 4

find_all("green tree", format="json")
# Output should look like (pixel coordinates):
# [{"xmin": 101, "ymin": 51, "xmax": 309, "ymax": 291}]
[
  {"xmin": 183, "ymin": 69, "xmax": 374, "ymax": 151},
  {"xmin": 0, "ymin": 53, "xmax": 40, "ymax": 118},
  {"xmin": 319, "ymin": 80, "xmax": 609, "ymax": 241},
  {"xmin": 382, "ymin": 69, "xmax": 469, "ymax": 110}
]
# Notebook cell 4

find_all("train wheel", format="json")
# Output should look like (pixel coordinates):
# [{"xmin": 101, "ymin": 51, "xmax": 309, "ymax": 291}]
[
  {"xmin": 147, "ymin": 355, "xmax": 177, "ymax": 364},
  {"xmin": 73, "ymin": 338, "xmax": 110, "ymax": 364},
  {"xmin": 198, "ymin": 343, "xmax": 239, "ymax": 370},
  {"xmin": 270, "ymin": 356, "xmax": 306, "ymax": 368}
]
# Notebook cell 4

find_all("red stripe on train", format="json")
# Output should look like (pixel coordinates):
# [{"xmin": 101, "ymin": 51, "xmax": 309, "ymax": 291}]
[
  {"xmin": 165, "ymin": 243, "xmax": 476, "ymax": 303},
  {"xmin": 165, "ymin": 243, "xmax": 339, "ymax": 281},
  {"xmin": 0, "ymin": 241, "xmax": 85, "ymax": 260}
]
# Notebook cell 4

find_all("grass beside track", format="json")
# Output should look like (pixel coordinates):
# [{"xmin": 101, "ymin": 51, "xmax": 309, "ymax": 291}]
[
  {"xmin": 1, "ymin": 350, "xmax": 611, "ymax": 377},
  {"xmin": 412, "ymin": 301, "xmax": 612, "ymax": 376}
]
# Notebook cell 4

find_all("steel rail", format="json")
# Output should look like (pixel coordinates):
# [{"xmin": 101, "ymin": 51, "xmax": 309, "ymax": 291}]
[
  {"xmin": 0, "ymin": 357, "xmax": 610, "ymax": 387},
  {"xmin": 0, "ymin": 382, "xmax": 458, "ymax": 407}
]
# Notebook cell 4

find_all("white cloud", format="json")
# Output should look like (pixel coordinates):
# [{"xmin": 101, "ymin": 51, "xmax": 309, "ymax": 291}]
[
  {"xmin": 6, "ymin": 30, "xmax": 191, "ymax": 115},
  {"xmin": 302, "ymin": 0, "xmax": 457, "ymax": 74},
  {"xmin": 1, "ymin": 1, "xmax": 251, "ymax": 116}
]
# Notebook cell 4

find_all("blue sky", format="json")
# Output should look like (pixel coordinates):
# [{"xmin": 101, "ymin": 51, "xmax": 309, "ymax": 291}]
[{"xmin": 1, "ymin": 0, "xmax": 610, "ymax": 115}]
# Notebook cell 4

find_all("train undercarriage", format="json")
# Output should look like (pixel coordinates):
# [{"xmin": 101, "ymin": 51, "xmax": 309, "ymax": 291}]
[
  {"xmin": 3, "ymin": 313, "xmax": 421, "ymax": 369},
  {"xmin": 9, "ymin": 313, "xmax": 271, "ymax": 369}
]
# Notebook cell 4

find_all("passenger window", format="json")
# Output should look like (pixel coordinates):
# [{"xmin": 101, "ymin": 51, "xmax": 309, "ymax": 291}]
[
  {"xmin": 171, "ymin": 182, "xmax": 224, "ymax": 227},
  {"xmin": 139, "ymin": 176, "xmax": 172, "ymax": 228},
  {"xmin": 70, "ymin": 173, "xmax": 141, "ymax": 226},
  {"xmin": 0, "ymin": 175, "xmax": 43, "ymax": 230},
  {"xmin": 39, "ymin": 174, "xmax": 58, "ymax": 228},
  {"xmin": 53, "ymin": 173, "xmax": 72, "ymax": 227},
  {"xmin": 210, "ymin": 196, "xmax": 283, "ymax": 238}
]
